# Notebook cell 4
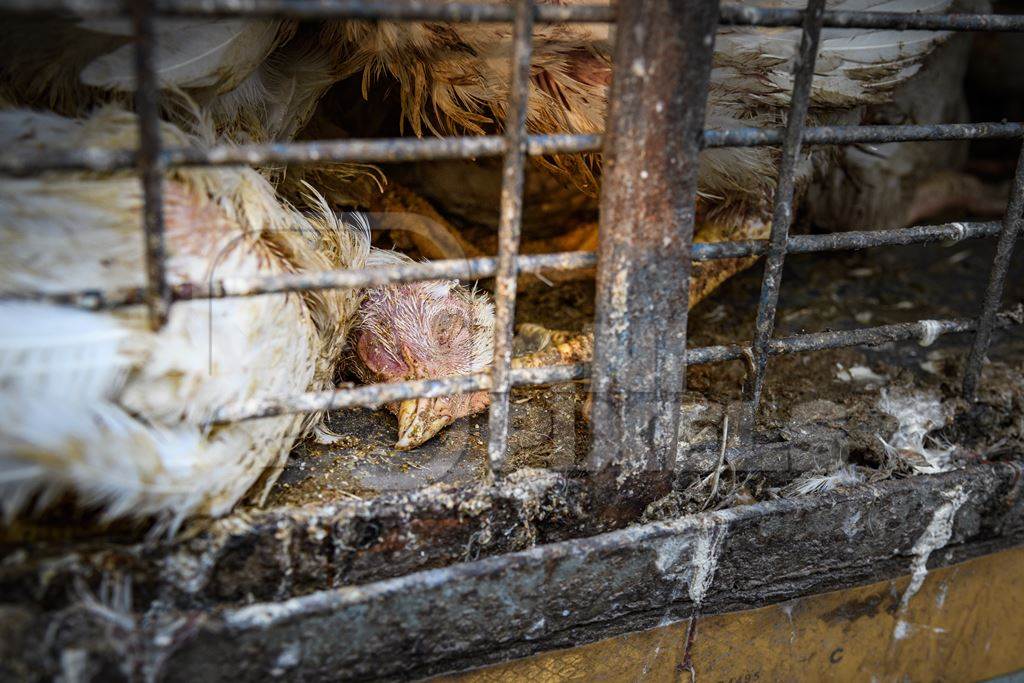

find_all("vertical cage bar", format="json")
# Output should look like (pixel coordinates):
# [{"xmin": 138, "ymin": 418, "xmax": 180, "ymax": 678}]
[
  {"xmin": 963, "ymin": 141, "xmax": 1024, "ymax": 399},
  {"xmin": 742, "ymin": 0, "xmax": 826, "ymax": 414},
  {"xmin": 587, "ymin": 0, "xmax": 720, "ymax": 527},
  {"xmin": 487, "ymin": 0, "xmax": 534, "ymax": 474},
  {"xmin": 131, "ymin": 0, "xmax": 171, "ymax": 329}
]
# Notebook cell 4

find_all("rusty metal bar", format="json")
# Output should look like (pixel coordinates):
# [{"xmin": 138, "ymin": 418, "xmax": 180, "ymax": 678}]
[
  {"xmin": 0, "ymin": 251, "xmax": 594, "ymax": 310},
  {"xmin": 486, "ymin": 0, "xmax": 533, "ymax": 475},
  {"xmin": 0, "ymin": 135, "xmax": 598, "ymax": 176},
  {"xmin": 7, "ymin": 0, "xmax": 1024, "ymax": 33},
  {"xmin": 158, "ymin": 133, "xmax": 600, "ymax": 165},
  {"xmin": 1, "ymin": 0, "xmax": 615, "ymax": 21},
  {"xmin": 210, "ymin": 363, "xmax": 589, "ymax": 424},
  {"xmin": 9, "ymin": 122, "xmax": 1024, "ymax": 176},
  {"xmin": 587, "ymin": 0, "xmax": 720, "ymax": 526},
  {"xmin": 702, "ymin": 122, "xmax": 1024, "ymax": 149},
  {"xmin": 131, "ymin": 0, "xmax": 171, "ymax": 329},
  {"xmin": 207, "ymin": 310, "xmax": 1023, "ymax": 424},
  {"xmin": 213, "ymin": 375, "xmax": 490, "ymax": 423},
  {"xmin": 0, "ymin": 148, "xmax": 137, "ymax": 176},
  {"xmin": 1, "ymin": 219, "xmax": 1000, "ymax": 311},
  {"xmin": 174, "ymin": 0, "xmax": 615, "ymax": 22},
  {"xmin": 963, "ymin": 143, "xmax": 1024, "ymax": 400},
  {"xmin": 693, "ymin": 220, "xmax": 1000, "ymax": 260},
  {"xmin": 159, "ymin": 0, "xmax": 603, "ymax": 21},
  {"xmin": 743, "ymin": 0, "xmax": 826, "ymax": 415},
  {"xmin": 717, "ymin": 3, "xmax": 1024, "ymax": 31},
  {"xmin": 689, "ymin": 310, "xmax": 1023, "ymax": 365}
]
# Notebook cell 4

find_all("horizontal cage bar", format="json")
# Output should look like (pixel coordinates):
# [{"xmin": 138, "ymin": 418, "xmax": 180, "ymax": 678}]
[
  {"xmin": 717, "ymin": 4, "xmax": 1024, "ymax": 31},
  {"xmin": 0, "ymin": 0, "xmax": 614, "ymax": 21},
  {"xmin": 0, "ymin": 135, "xmax": 599, "ymax": 176},
  {"xmin": 5, "ymin": 123, "xmax": 1023, "ymax": 176},
  {"xmin": 702, "ymin": 122, "xmax": 1024, "ymax": 149},
  {"xmin": 694, "ymin": 220, "xmax": 1001, "ymax": 260},
  {"xmin": 1, "ymin": 220, "xmax": 999, "ymax": 310},
  {"xmin": 8, "ymin": 122, "xmax": 1024, "ymax": 178},
  {"xmin": 5, "ymin": 0, "xmax": 1024, "ymax": 32},
  {"xmin": 209, "ymin": 363, "xmax": 588, "ymax": 423},
  {"xmin": 207, "ymin": 310, "xmax": 1022, "ymax": 422}
]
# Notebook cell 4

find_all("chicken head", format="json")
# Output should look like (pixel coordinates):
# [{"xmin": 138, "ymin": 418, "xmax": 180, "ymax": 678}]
[{"xmin": 355, "ymin": 277, "xmax": 494, "ymax": 450}]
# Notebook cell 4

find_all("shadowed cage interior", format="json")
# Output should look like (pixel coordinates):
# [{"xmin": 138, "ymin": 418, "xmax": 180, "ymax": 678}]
[{"xmin": 0, "ymin": 0, "xmax": 1022, "ymax": 497}]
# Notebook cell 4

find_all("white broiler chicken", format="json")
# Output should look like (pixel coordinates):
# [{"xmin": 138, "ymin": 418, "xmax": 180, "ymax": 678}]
[
  {"xmin": 0, "ymin": 105, "xmax": 500, "ymax": 526},
  {"xmin": 805, "ymin": 13, "xmax": 1003, "ymax": 230},
  {"xmin": 323, "ymin": 0, "xmax": 971, "ymax": 304},
  {"xmin": 0, "ymin": 17, "xmax": 337, "ymax": 144},
  {"xmin": 0, "ymin": 106, "xmax": 370, "ymax": 528}
]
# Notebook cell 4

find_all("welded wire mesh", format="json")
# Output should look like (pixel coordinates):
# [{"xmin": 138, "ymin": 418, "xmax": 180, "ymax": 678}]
[{"xmin": 1, "ymin": 0, "xmax": 1022, "ymax": 484}]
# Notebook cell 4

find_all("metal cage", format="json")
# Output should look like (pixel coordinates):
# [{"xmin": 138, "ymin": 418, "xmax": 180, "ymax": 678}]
[{"xmin": 2, "ymin": 0, "xmax": 1023, "ymax": 521}]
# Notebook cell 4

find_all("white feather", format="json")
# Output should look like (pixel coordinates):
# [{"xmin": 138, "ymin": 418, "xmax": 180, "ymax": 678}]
[
  {"xmin": 715, "ymin": 0, "xmax": 953, "ymax": 108},
  {"xmin": 80, "ymin": 19, "xmax": 282, "ymax": 92},
  {"xmin": 0, "ymin": 303, "xmax": 135, "ymax": 402},
  {"xmin": 877, "ymin": 389, "xmax": 955, "ymax": 473},
  {"xmin": 786, "ymin": 465, "xmax": 866, "ymax": 496},
  {"xmin": 204, "ymin": 38, "xmax": 339, "ymax": 142},
  {"xmin": 0, "ymin": 107, "xmax": 370, "ymax": 527}
]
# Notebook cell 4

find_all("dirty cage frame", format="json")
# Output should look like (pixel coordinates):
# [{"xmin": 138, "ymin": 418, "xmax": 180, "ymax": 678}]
[{"xmin": 2, "ymin": 0, "xmax": 1023, "ymax": 518}]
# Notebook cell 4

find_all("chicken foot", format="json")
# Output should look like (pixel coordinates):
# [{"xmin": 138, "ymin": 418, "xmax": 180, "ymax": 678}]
[
  {"xmin": 511, "ymin": 213, "xmax": 771, "ymax": 368},
  {"xmin": 902, "ymin": 170, "xmax": 1009, "ymax": 226}
]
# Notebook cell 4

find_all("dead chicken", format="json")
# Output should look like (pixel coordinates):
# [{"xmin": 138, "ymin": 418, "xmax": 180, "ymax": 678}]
[
  {"xmin": 352, "ymin": 252, "xmax": 494, "ymax": 450},
  {"xmin": 0, "ymin": 106, "xmax": 494, "ymax": 526}
]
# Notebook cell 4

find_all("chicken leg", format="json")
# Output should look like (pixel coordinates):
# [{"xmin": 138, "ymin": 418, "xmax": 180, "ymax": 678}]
[{"xmin": 513, "ymin": 212, "xmax": 772, "ymax": 368}]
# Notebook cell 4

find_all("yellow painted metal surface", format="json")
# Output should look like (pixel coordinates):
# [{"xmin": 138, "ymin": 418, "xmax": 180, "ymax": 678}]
[{"xmin": 440, "ymin": 545, "xmax": 1024, "ymax": 682}]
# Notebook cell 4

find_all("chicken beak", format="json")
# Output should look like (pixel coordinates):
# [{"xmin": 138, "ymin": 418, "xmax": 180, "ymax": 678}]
[{"xmin": 395, "ymin": 398, "xmax": 454, "ymax": 450}]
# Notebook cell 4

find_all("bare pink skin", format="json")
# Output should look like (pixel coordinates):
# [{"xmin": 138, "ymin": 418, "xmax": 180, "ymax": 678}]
[{"xmin": 354, "ymin": 279, "xmax": 493, "ymax": 449}]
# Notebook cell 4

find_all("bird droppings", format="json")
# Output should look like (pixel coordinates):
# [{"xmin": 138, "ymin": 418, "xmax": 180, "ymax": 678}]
[
  {"xmin": 1, "ymin": 227, "xmax": 1022, "ymax": 679},
  {"xmin": 837, "ymin": 364, "xmax": 888, "ymax": 383},
  {"xmin": 655, "ymin": 534, "xmax": 690, "ymax": 576},
  {"xmin": 894, "ymin": 485, "xmax": 969, "ymax": 639},
  {"xmin": 843, "ymin": 510, "xmax": 864, "ymax": 540},
  {"xmin": 918, "ymin": 320, "xmax": 944, "ymax": 346},
  {"xmin": 270, "ymin": 642, "xmax": 301, "ymax": 677},
  {"xmin": 687, "ymin": 522, "xmax": 728, "ymax": 606},
  {"xmin": 935, "ymin": 580, "xmax": 949, "ymax": 608}
]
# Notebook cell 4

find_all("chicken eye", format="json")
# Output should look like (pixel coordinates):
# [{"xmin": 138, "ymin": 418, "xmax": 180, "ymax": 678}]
[
  {"xmin": 433, "ymin": 312, "xmax": 467, "ymax": 347},
  {"xmin": 356, "ymin": 329, "xmax": 407, "ymax": 377}
]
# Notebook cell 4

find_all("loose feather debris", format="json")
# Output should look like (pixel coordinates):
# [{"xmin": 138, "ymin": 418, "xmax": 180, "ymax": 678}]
[
  {"xmin": 784, "ymin": 465, "xmax": 867, "ymax": 496},
  {"xmin": 877, "ymin": 389, "xmax": 956, "ymax": 474}
]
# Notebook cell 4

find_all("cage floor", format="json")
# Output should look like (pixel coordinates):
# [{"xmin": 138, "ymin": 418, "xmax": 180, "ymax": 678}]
[
  {"xmin": 3, "ymin": 225, "xmax": 1022, "ymax": 605},
  {"xmin": 271, "ymin": 233, "xmax": 1024, "ymax": 507}
]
